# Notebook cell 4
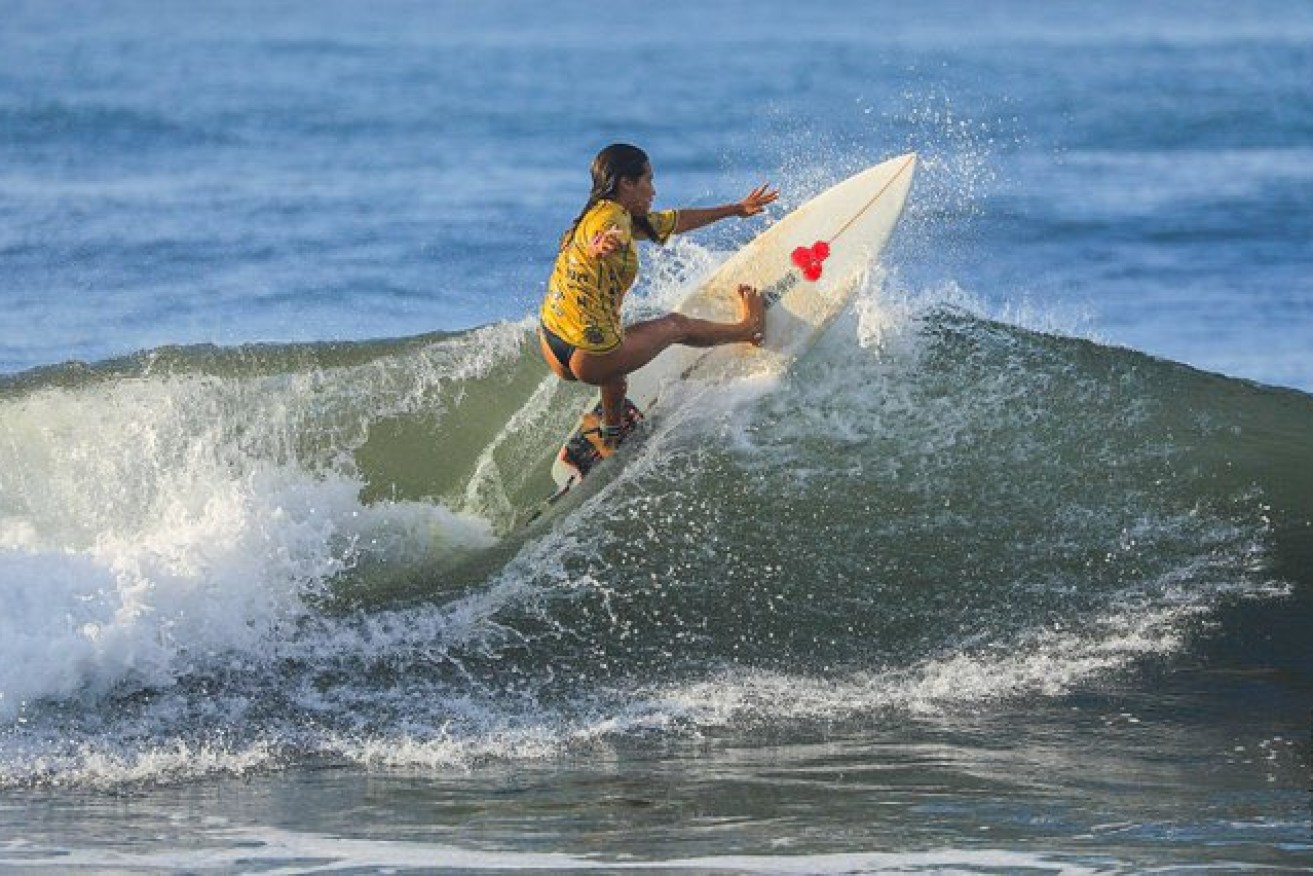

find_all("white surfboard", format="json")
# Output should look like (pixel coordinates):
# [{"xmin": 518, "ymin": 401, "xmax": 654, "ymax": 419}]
[{"xmin": 548, "ymin": 152, "xmax": 918, "ymax": 497}]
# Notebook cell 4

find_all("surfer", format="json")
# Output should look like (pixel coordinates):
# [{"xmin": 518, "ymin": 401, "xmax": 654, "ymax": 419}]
[{"xmin": 539, "ymin": 143, "xmax": 777, "ymax": 446}]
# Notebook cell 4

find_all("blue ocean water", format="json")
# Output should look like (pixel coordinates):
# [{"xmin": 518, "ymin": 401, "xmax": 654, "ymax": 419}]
[
  {"xmin": 3, "ymin": 0, "xmax": 1310, "ymax": 390},
  {"xmin": 2, "ymin": 1, "xmax": 1311, "ymax": 872}
]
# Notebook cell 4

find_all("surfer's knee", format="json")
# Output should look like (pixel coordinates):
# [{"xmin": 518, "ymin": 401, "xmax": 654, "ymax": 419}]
[
  {"xmin": 662, "ymin": 311, "xmax": 696, "ymax": 342},
  {"xmin": 568, "ymin": 349, "xmax": 629, "ymax": 387}
]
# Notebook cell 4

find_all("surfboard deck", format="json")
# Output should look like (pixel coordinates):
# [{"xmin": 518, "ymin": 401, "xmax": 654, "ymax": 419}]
[{"xmin": 545, "ymin": 152, "xmax": 918, "ymax": 503}]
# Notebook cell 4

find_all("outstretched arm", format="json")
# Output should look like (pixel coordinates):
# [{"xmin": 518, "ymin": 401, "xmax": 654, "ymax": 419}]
[{"xmin": 672, "ymin": 183, "xmax": 778, "ymax": 234}]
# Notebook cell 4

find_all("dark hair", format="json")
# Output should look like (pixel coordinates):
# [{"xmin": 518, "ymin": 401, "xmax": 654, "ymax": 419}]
[{"xmin": 562, "ymin": 143, "xmax": 659, "ymax": 249}]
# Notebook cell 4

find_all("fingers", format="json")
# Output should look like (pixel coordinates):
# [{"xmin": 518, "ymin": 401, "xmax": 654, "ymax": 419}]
[
  {"xmin": 740, "ymin": 183, "xmax": 780, "ymax": 215},
  {"xmin": 588, "ymin": 226, "xmax": 626, "ymax": 256}
]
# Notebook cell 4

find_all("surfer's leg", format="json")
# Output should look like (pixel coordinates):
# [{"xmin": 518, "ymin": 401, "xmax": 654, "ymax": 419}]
[
  {"xmin": 599, "ymin": 376, "xmax": 629, "ymax": 445},
  {"xmin": 570, "ymin": 286, "xmax": 764, "ymax": 389},
  {"xmin": 668, "ymin": 284, "xmax": 766, "ymax": 349}
]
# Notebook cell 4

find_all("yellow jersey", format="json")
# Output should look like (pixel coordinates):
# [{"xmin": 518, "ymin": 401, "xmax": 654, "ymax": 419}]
[{"xmin": 541, "ymin": 200, "xmax": 678, "ymax": 352}]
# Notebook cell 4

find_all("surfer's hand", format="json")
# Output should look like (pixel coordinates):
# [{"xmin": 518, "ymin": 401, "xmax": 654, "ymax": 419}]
[
  {"xmin": 737, "ymin": 184, "xmax": 779, "ymax": 217},
  {"xmin": 587, "ymin": 226, "xmax": 626, "ymax": 258}
]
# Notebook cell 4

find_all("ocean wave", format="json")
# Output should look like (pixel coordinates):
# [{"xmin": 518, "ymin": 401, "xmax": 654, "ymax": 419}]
[{"xmin": 0, "ymin": 267, "xmax": 1308, "ymax": 788}]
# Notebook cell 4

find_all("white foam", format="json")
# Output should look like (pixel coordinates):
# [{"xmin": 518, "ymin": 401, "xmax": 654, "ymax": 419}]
[
  {"xmin": 0, "ymin": 468, "xmax": 494, "ymax": 722},
  {"xmin": 640, "ymin": 604, "xmax": 1187, "ymax": 732},
  {"xmin": 0, "ymin": 824, "xmax": 1108, "ymax": 873},
  {"xmin": 17, "ymin": 739, "xmax": 279, "ymax": 790},
  {"xmin": 0, "ymin": 334, "xmax": 509, "ymax": 722}
]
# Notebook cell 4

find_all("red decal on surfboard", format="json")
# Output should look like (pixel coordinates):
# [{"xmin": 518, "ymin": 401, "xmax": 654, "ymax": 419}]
[{"xmin": 791, "ymin": 241, "xmax": 831, "ymax": 282}]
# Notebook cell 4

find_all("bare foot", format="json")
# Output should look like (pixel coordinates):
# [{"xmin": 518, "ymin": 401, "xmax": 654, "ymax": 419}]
[{"xmin": 736, "ymin": 284, "xmax": 765, "ymax": 346}]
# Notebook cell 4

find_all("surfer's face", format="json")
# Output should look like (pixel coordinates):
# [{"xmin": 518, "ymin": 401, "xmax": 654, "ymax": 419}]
[{"xmin": 616, "ymin": 165, "xmax": 655, "ymax": 214}]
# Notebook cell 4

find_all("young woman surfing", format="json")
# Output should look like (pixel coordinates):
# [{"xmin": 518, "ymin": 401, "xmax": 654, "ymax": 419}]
[{"xmin": 539, "ymin": 143, "xmax": 778, "ymax": 446}]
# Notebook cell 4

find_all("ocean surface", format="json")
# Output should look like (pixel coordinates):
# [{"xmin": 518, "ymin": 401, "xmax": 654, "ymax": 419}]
[{"xmin": 2, "ymin": 0, "xmax": 1311, "ymax": 872}]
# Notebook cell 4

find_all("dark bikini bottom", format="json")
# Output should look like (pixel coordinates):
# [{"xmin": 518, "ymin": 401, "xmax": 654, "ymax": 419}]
[{"xmin": 540, "ymin": 322, "xmax": 578, "ymax": 379}]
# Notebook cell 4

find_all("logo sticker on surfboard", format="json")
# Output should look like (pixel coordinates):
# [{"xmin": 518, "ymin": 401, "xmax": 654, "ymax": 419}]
[
  {"xmin": 763, "ymin": 240, "xmax": 834, "ymax": 307},
  {"xmin": 791, "ymin": 241, "xmax": 831, "ymax": 281}
]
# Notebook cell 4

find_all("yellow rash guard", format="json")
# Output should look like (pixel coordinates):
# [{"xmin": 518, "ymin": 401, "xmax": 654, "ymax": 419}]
[{"xmin": 541, "ymin": 200, "xmax": 678, "ymax": 352}]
